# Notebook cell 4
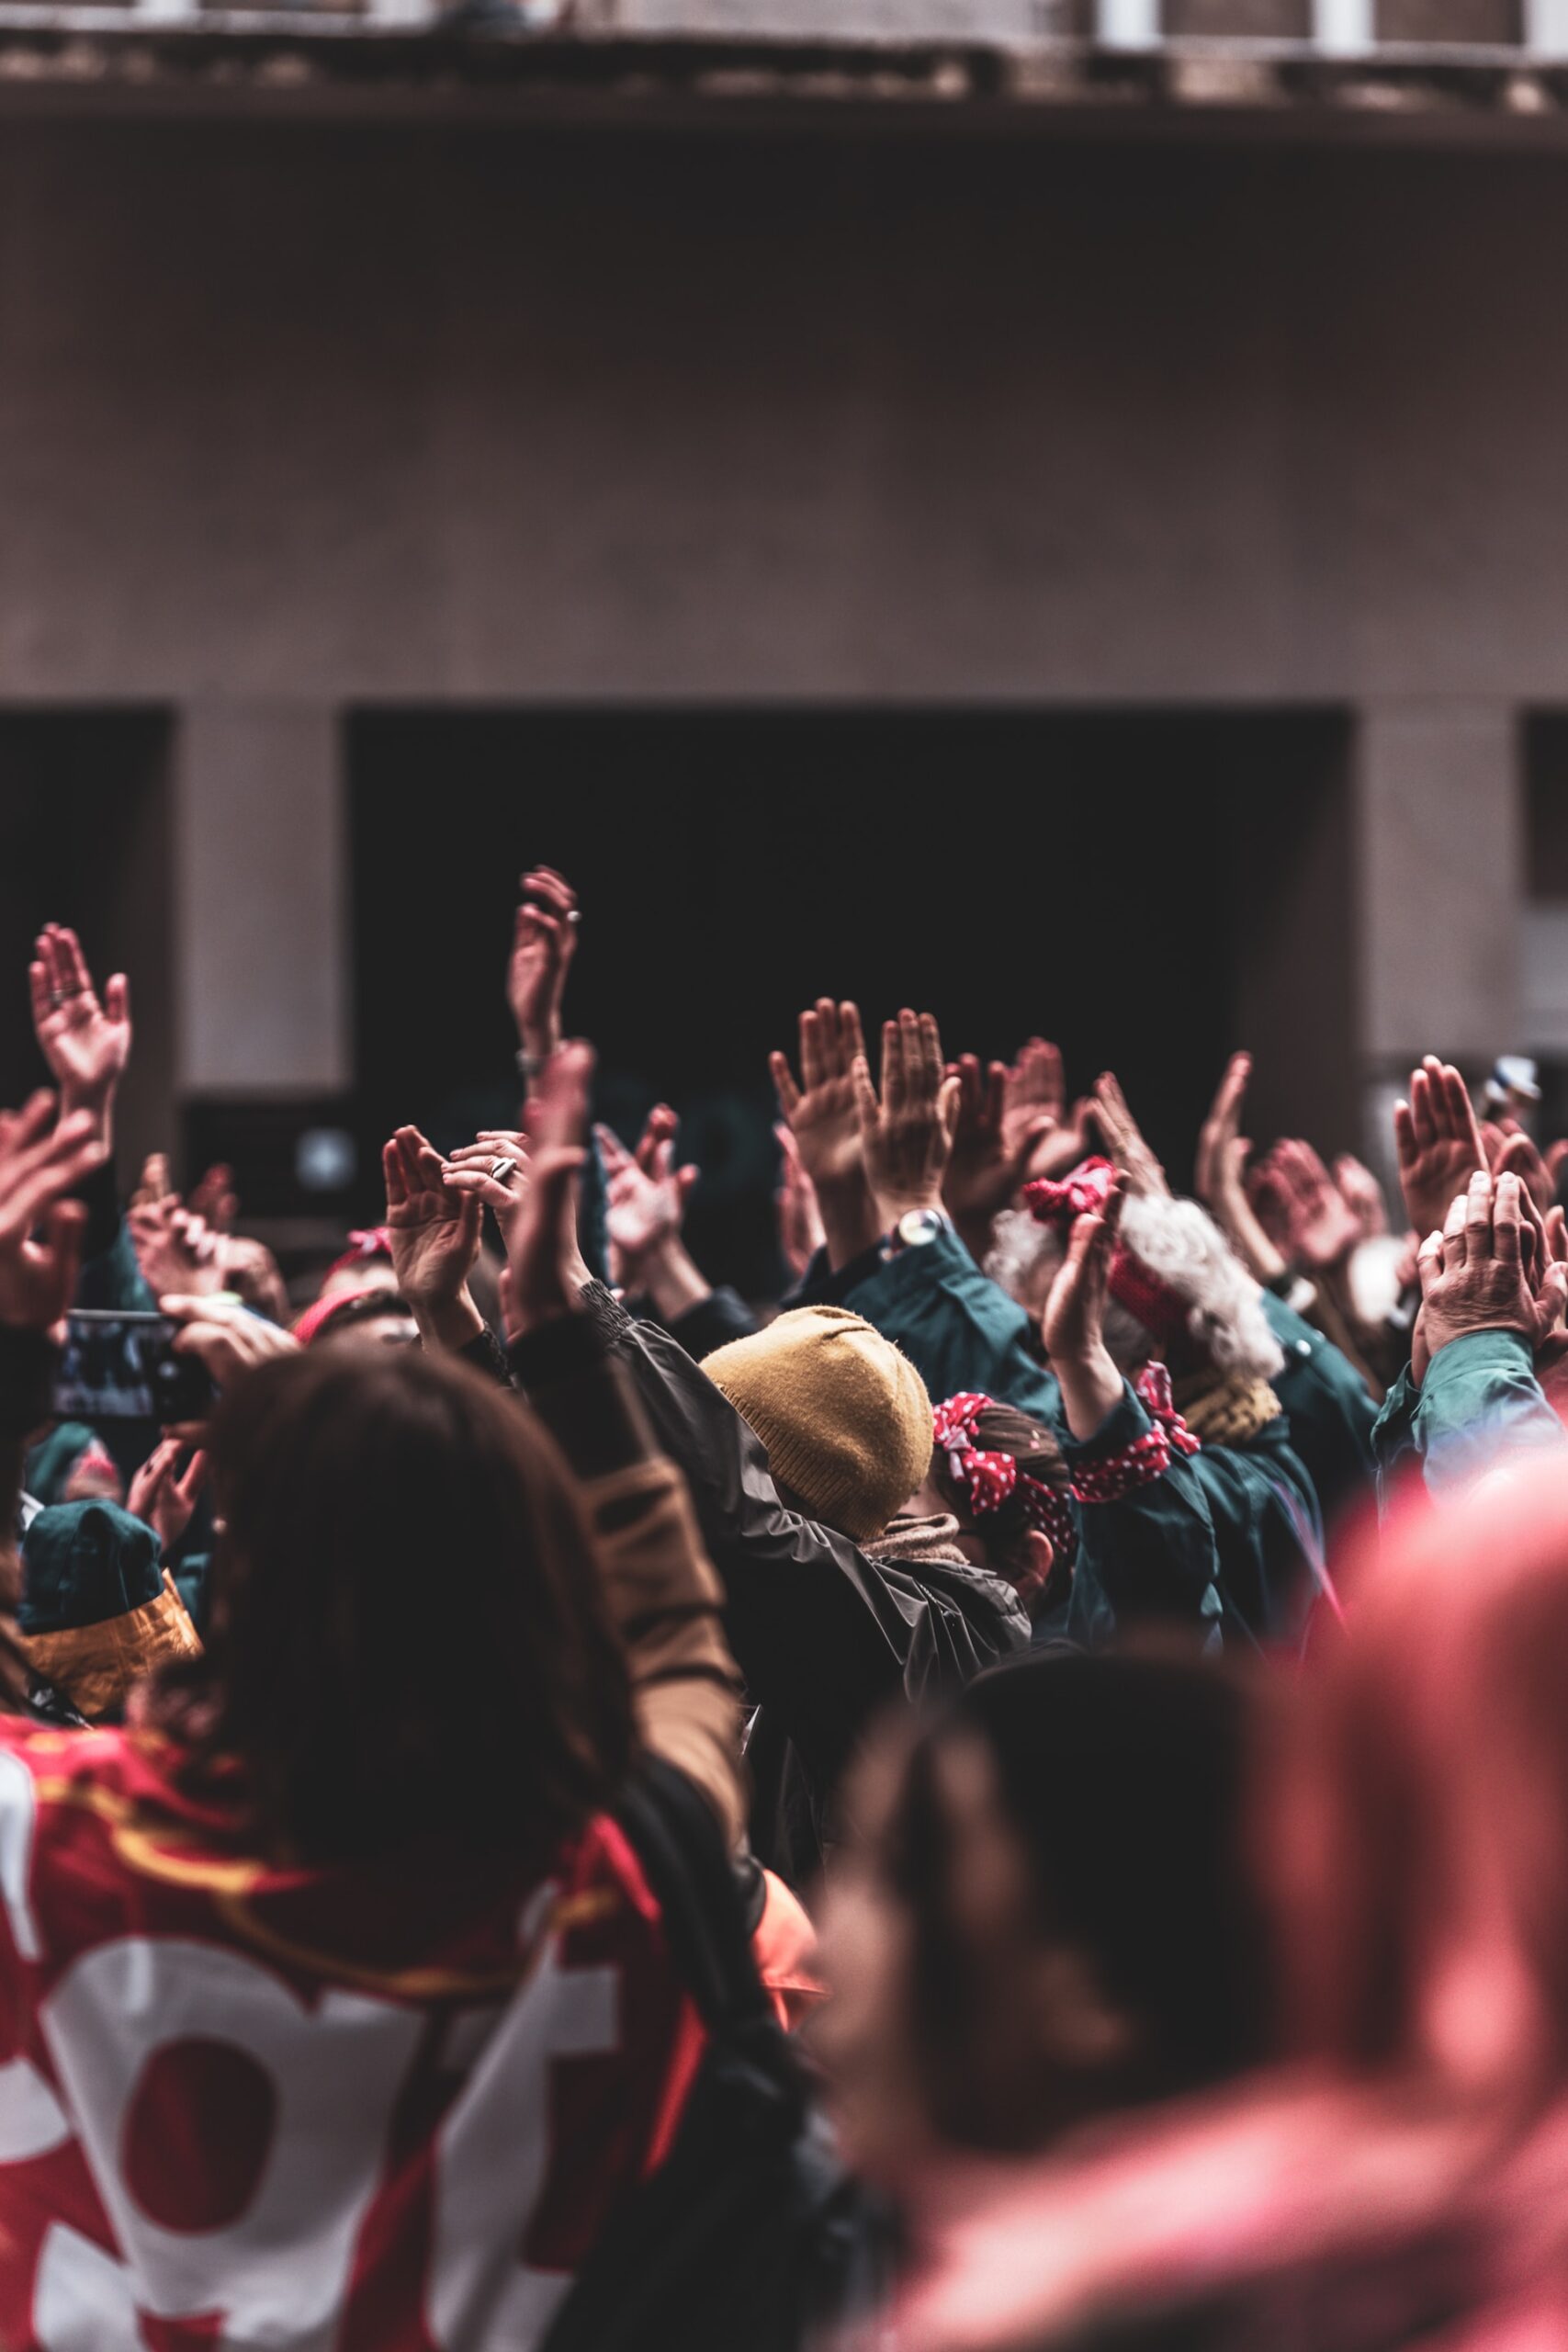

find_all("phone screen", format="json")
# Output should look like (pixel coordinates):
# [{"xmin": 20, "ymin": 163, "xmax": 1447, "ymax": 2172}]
[{"xmin": 53, "ymin": 1311, "xmax": 210, "ymax": 1423}]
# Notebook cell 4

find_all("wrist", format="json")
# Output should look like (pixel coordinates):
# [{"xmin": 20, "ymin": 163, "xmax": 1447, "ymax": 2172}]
[
  {"xmin": 815, "ymin": 1172, "xmax": 881, "ymax": 1273},
  {"xmin": 1055, "ymin": 1346, "xmax": 1124, "ymax": 1442},
  {"xmin": 516, "ymin": 1023, "xmax": 561, "ymax": 1072},
  {"xmin": 871, "ymin": 1188, "xmax": 947, "ymax": 1231},
  {"xmin": 413, "ymin": 1289, "xmax": 486, "ymax": 1354},
  {"xmin": 637, "ymin": 1237, "xmax": 711, "ymax": 1322},
  {"xmin": 60, "ymin": 1085, "xmax": 113, "ymax": 1153}
]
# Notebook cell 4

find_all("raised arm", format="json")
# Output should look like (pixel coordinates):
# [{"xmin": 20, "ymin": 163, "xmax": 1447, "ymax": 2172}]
[{"xmin": 499, "ymin": 1046, "xmax": 746, "ymax": 1847}]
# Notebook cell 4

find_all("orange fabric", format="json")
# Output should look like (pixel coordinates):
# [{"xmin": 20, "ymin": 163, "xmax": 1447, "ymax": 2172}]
[{"xmin": 751, "ymin": 1866, "xmax": 827, "ymax": 2030}]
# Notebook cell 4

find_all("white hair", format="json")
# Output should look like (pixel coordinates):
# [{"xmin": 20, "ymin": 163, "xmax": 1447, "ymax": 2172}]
[{"xmin": 987, "ymin": 1194, "xmax": 1284, "ymax": 1383}]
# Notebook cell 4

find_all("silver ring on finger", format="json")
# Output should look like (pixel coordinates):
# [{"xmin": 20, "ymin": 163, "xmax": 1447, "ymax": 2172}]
[{"xmin": 489, "ymin": 1156, "xmax": 518, "ymax": 1185}]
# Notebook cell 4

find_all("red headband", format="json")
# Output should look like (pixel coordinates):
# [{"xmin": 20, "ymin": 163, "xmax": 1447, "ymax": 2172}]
[
  {"xmin": 1022, "ymin": 1159, "xmax": 1191, "ymax": 1356},
  {"xmin": 931, "ymin": 1392, "xmax": 1076, "ymax": 1553}
]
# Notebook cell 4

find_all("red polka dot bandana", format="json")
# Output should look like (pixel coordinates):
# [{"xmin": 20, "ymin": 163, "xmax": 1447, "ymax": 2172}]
[
  {"xmin": 933, "ymin": 1370, "xmax": 1200, "ymax": 1562},
  {"xmin": 931, "ymin": 1392, "xmax": 1077, "ymax": 1558}
]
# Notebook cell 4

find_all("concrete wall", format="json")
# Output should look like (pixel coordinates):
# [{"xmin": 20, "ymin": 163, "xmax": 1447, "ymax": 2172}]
[{"xmin": 0, "ymin": 112, "xmax": 1554, "ymax": 1125}]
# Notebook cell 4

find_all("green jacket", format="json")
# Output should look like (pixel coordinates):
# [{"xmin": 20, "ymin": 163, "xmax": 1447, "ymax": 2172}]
[
  {"xmin": 1373, "ymin": 1328, "xmax": 1568, "ymax": 1510},
  {"xmin": 1259, "ymin": 1290, "xmax": 1378, "ymax": 1535},
  {"xmin": 842, "ymin": 1225, "xmax": 1225, "ymax": 1645}
]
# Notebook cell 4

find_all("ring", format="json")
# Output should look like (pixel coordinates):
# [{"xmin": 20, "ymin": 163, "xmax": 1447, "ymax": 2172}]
[
  {"xmin": 566, "ymin": 910, "xmax": 581, "ymax": 926},
  {"xmin": 488, "ymin": 1156, "xmax": 518, "ymax": 1185}
]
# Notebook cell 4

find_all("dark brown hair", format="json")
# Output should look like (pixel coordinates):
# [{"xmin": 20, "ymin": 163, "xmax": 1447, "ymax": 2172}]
[
  {"xmin": 928, "ymin": 1396, "xmax": 1069, "ymax": 1590},
  {"xmin": 149, "ymin": 1347, "xmax": 633, "ymax": 1864}
]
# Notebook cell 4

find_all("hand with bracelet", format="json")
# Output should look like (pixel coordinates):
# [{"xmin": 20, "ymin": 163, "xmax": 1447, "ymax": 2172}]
[{"xmin": 850, "ymin": 1008, "xmax": 962, "ymax": 1235}]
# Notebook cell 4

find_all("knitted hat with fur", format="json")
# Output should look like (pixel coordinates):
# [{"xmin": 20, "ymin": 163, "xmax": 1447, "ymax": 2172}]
[{"xmin": 704, "ymin": 1306, "xmax": 934, "ymax": 1544}]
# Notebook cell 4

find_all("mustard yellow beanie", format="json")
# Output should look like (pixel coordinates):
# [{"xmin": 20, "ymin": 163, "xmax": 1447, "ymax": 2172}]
[{"xmin": 704, "ymin": 1306, "xmax": 934, "ymax": 1544}]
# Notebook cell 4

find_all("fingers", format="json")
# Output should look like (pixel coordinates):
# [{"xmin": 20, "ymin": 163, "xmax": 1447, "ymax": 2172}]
[
  {"xmin": 937, "ymin": 1071, "xmax": 963, "ymax": 1145},
  {"xmin": 798, "ymin": 1006, "xmax": 826, "ymax": 1095},
  {"xmin": 175, "ymin": 1448, "xmax": 209, "ymax": 1506},
  {"xmin": 839, "ymin": 1002, "xmax": 866, "ymax": 1072},
  {"xmin": 519, "ymin": 867, "xmax": 578, "ymax": 922},
  {"xmin": 443, "ymin": 1168, "xmax": 520, "ymax": 1216},
  {"xmin": 1407, "ymin": 1068, "xmax": 1436, "ymax": 1151},
  {"xmin": 53, "ymin": 926, "xmax": 91, "ymax": 997},
  {"xmin": 917, "ymin": 1012, "xmax": 943, "ymax": 1098},
  {"xmin": 774, "ymin": 1120, "xmax": 802, "ymax": 1174},
  {"xmin": 381, "ymin": 1136, "xmax": 407, "ymax": 1212},
  {"xmin": 895, "ymin": 1010, "xmax": 919, "ymax": 1109},
  {"xmin": 28, "ymin": 959, "xmax": 52, "ymax": 1035},
  {"xmin": 592, "ymin": 1123, "xmax": 635, "ymax": 1177},
  {"xmin": 984, "ymin": 1061, "xmax": 1007, "ymax": 1136},
  {"xmin": 1540, "ymin": 1261, "xmax": 1568, "ymax": 1340},
  {"xmin": 1549, "ymin": 1204, "xmax": 1568, "ymax": 1264},
  {"xmin": 104, "ymin": 973, "xmax": 130, "ymax": 1028},
  {"xmin": 770, "ymin": 1050, "xmax": 802, "ymax": 1119},
  {"xmin": 1393, "ymin": 1100, "xmax": 1416, "ymax": 1172},
  {"xmin": 1437, "ymin": 1061, "xmax": 1484, "ymax": 1161},
  {"xmin": 1416, "ymin": 1227, "xmax": 1445, "ymax": 1297},
  {"xmin": 1214, "ymin": 1051, "xmax": 1251, "ymax": 1134},
  {"xmin": 1443, "ymin": 1180, "xmax": 1474, "ymax": 1267},
  {"xmin": 879, "ymin": 1021, "xmax": 901, "ymax": 1117},
  {"xmin": 1493, "ymin": 1169, "xmax": 1523, "ymax": 1265},
  {"xmin": 851, "ymin": 1053, "xmax": 879, "ymax": 1146}
]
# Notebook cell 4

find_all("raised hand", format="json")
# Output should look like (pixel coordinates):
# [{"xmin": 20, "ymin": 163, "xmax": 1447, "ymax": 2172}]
[
  {"xmin": 1333, "ymin": 1154, "xmax": 1389, "ymax": 1240},
  {"xmin": 443, "ymin": 1129, "xmax": 532, "ymax": 1251},
  {"xmin": 29, "ymin": 925, "xmax": 130, "ymax": 1145},
  {"xmin": 596, "ymin": 1115, "xmax": 698, "ymax": 1289},
  {"xmin": 852, "ymin": 1009, "xmax": 961, "ymax": 1228},
  {"xmin": 771, "ymin": 1000, "xmax": 870, "ymax": 1195},
  {"xmin": 774, "ymin": 1121, "xmax": 825, "ymax": 1282},
  {"xmin": 1414, "ymin": 1169, "xmax": 1565, "ymax": 1372},
  {"xmin": 1040, "ymin": 1177, "xmax": 1127, "ymax": 1440},
  {"xmin": 128, "ymin": 1436, "xmax": 208, "ymax": 1555},
  {"xmin": 1492, "ymin": 1127, "xmax": 1556, "ymax": 1216},
  {"xmin": 129, "ymin": 1197, "xmax": 226, "ymax": 1301},
  {"xmin": 505, "ymin": 1043, "xmax": 594, "ymax": 1332},
  {"xmin": 382, "ymin": 1124, "xmax": 484, "ymax": 1350},
  {"xmin": 187, "ymin": 1162, "xmax": 240, "ymax": 1234},
  {"xmin": 1003, "ymin": 1038, "xmax": 1095, "ymax": 1183},
  {"xmin": 1195, "ymin": 1051, "xmax": 1285, "ymax": 1285},
  {"xmin": 942, "ymin": 1055, "xmax": 1055, "ymax": 1254},
  {"xmin": 1394, "ymin": 1057, "xmax": 1486, "ymax": 1245},
  {"xmin": 1091, "ymin": 1071, "xmax": 1168, "ymax": 1200},
  {"xmin": 0, "ymin": 1091, "xmax": 101, "ymax": 1330},
  {"xmin": 162, "ymin": 1293, "xmax": 299, "ymax": 1422},
  {"xmin": 771, "ymin": 999, "xmax": 879, "ymax": 1269},
  {"xmin": 1252, "ymin": 1138, "xmax": 1360, "ymax": 1272},
  {"xmin": 507, "ymin": 867, "xmax": 580, "ymax": 1065}
]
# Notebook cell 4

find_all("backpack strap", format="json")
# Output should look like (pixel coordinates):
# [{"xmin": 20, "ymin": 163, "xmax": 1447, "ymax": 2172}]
[{"xmin": 615, "ymin": 1756, "xmax": 776, "ymax": 2040}]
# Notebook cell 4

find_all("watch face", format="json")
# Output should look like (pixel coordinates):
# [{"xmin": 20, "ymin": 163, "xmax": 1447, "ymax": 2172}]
[{"xmin": 898, "ymin": 1210, "xmax": 941, "ymax": 1248}]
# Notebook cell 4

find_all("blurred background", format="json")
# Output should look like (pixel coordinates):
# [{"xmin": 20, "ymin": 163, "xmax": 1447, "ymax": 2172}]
[{"xmin": 4, "ymin": 0, "xmax": 1568, "ymax": 1293}]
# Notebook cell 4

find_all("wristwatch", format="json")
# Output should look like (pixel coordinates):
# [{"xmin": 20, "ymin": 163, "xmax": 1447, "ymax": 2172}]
[{"xmin": 882, "ymin": 1207, "xmax": 951, "ymax": 1260}]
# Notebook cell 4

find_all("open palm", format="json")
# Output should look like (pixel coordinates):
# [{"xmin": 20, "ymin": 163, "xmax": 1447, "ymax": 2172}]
[{"xmin": 384, "ymin": 1126, "xmax": 480, "ymax": 1309}]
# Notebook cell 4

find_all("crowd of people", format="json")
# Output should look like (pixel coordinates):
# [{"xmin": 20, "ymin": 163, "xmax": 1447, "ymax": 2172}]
[{"xmin": 3, "ymin": 873, "xmax": 1568, "ymax": 2347}]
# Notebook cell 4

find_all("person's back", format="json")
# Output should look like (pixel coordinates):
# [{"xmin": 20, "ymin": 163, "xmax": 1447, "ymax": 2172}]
[
  {"xmin": 0, "ymin": 1313, "xmax": 746, "ymax": 2347},
  {"xmin": 0, "ymin": 1713, "xmax": 702, "ymax": 2348}
]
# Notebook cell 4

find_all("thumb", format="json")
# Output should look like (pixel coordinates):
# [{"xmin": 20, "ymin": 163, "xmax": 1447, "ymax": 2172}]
[
  {"xmin": 1540, "ymin": 1261, "xmax": 1568, "ymax": 1336},
  {"xmin": 676, "ymin": 1164, "xmax": 700, "ymax": 1202},
  {"xmin": 1416, "ymin": 1230, "xmax": 1445, "ymax": 1299},
  {"xmin": 938, "ymin": 1073, "xmax": 963, "ymax": 1146}
]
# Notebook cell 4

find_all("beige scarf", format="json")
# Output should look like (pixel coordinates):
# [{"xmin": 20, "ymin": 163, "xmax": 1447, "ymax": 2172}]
[{"xmin": 1168, "ymin": 1368, "xmax": 1281, "ymax": 1450}]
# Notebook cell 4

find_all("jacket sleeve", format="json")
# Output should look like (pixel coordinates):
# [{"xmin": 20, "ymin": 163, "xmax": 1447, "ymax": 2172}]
[
  {"xmin": 1187, "ymin": 1426, "xmax": 1328, "ymax": 1652},
  {"xmin": 570, "ymin": 1282, "xmax": 993, "ymax": 1790},
  {"xmin": 844, "ymin": 1223, "xmax": 1055, "ymax": 1418},
  {"xmin": 1260, "ymin": 1290, "xmax": 1378, "ymax": 1533},
  {"xmin": 1372, "ymin": 1329, "xmax": 1568, "ymax": 1509},
  {"xmin": 662, "ymin": 1286, "xmax": 759, "ymax": 1362},
  {"xmin": 508, "ymin": 1313, "xmax": 747, "ymax": 1849},
  {"xmin": 1048, "ymin": 1381, "xmax": 1222, "ymax": 1647}
]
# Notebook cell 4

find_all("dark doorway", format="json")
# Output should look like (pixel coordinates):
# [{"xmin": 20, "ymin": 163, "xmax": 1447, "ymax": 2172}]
[
  {"xmin": 350, "ymin": 708, "xmax": 1352, "ymax": 1298},
  {"xmin": 0, "ymin": 714, "xmax": 174, "ymax": 1182}
]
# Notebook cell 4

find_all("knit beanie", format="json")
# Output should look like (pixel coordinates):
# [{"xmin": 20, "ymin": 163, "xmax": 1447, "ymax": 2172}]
[{"xmin": 704, "ymin": 1306, "xmax": 933, "ymax": 1543}]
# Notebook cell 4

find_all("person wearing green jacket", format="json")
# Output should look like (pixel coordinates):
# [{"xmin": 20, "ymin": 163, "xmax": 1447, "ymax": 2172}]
[{"xmin": 1373, "ymin": 1166, "xmax": 1568, "ymax": 1509}]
